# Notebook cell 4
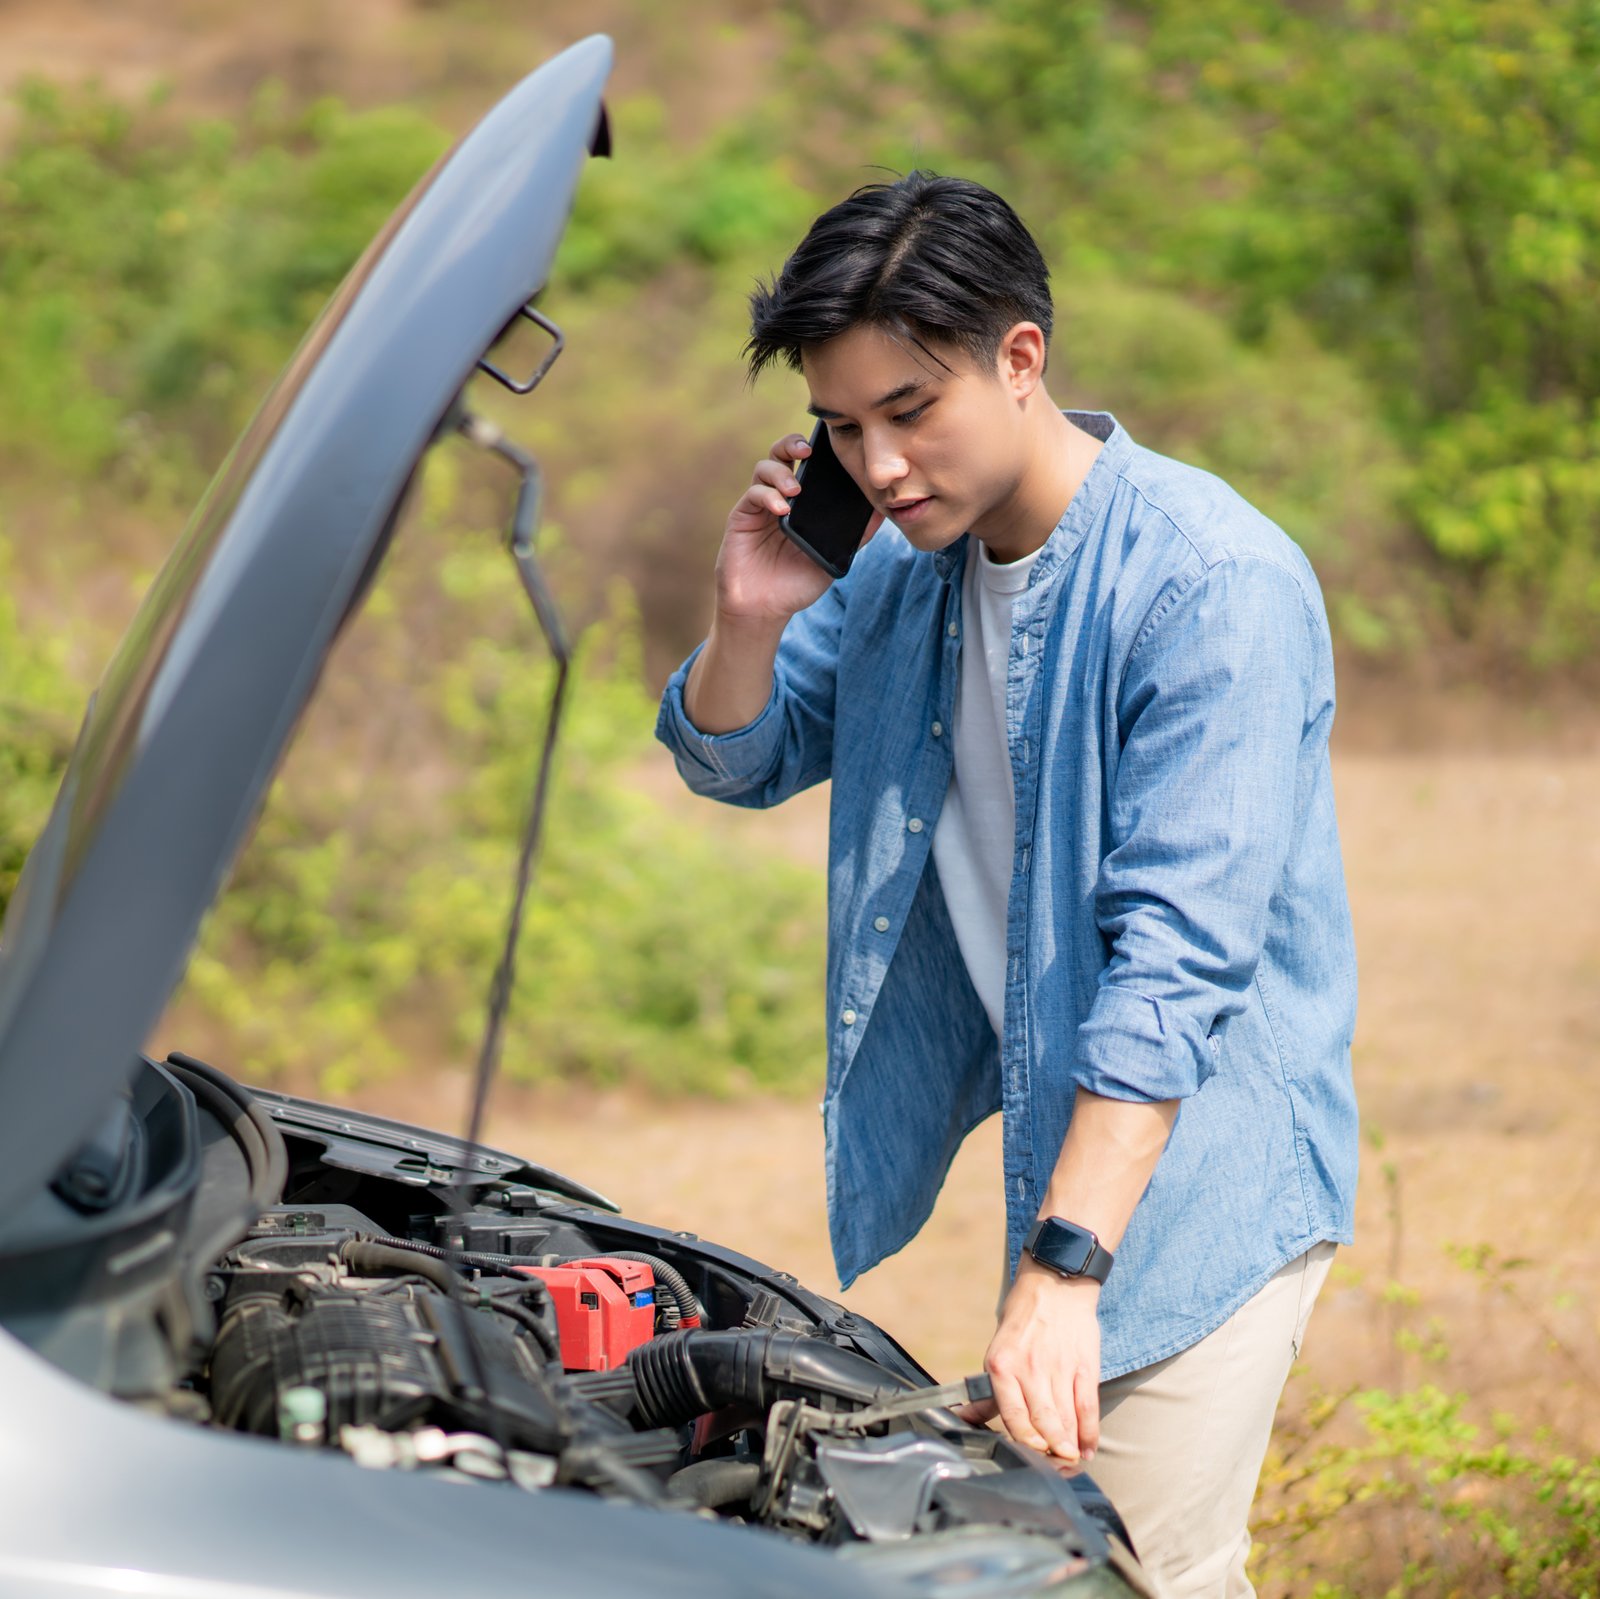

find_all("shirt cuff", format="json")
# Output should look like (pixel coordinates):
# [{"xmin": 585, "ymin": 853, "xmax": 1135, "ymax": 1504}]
[
  {"xmin": 1074, "ymin": 986, "xmax": 1219, "ymax": 1103},
  {"xmin": 654, "ymin": 641, "xmax": 786, "ymax": 788}
]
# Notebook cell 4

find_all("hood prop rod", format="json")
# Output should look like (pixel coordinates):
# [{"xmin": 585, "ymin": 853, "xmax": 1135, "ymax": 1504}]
[
  {"xmin": 454, "ymin": 406, "xmax": 570, "ymax": 1150},
  {"xmin": 421, "ymin": 366, "xmax": 568, "ymax": 1482}
]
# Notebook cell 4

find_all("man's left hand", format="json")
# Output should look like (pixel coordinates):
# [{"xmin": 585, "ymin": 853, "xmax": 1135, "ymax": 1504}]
[{"xmin": 952, "ymin": 1255, "xmax": 1101, "ymax": 1472}]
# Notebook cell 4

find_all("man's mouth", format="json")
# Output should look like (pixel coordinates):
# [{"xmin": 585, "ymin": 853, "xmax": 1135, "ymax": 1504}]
[{"xmin": 885, "ymin": 496, "xmax": 934, "ymax": 522}]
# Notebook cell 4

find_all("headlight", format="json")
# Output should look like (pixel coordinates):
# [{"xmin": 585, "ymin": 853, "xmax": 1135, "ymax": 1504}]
[{"xmin": 836, "ymin": 1527, "xmax": 1145, "ymax": 1597}]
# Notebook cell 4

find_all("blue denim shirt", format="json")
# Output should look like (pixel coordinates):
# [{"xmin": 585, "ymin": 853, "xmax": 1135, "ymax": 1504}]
[{"xmin": 656, "ymin": 412, "xmax": 1358, "ymax": 1379}]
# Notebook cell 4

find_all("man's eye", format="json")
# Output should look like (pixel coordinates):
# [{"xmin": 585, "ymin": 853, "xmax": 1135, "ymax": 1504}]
[
  {"xmin": 892, "ymin": 403, "xmax": 930, "ymax": 425},
  {"xmin": 829, "ymin": 421, "xmax": 861, "ymax": 438}
]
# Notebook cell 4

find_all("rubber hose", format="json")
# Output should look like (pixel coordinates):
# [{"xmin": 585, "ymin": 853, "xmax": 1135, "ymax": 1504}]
[
  {"xmin": 486, "ymin": 1295, "xmax": 562, "ymax": 1364},
  {"xmin": 359, "ymin": 1233, "xmax": 551, "ymax": 1290},
  {"xmin": 665, "ymin": 1458, "xmax": 763, "ymax": 1510},
  {"xmin": 600, "ymin": 1251, "xmax": 705, "ymax": 1326},
  {"xmin": 627, "ymin": 1329, "xmax": 911, "ymax": 1431},
  {"xmin": 339, "ymin": 1238, "xmax": 461, "ymax": 1298},
  {"xmin": 163, "ymin": 1063, "xmax": 270, "ymax": 1197},
  {"xmin": 166, "ymin": 1052, "xmax": 289, "ymax": 1205}
]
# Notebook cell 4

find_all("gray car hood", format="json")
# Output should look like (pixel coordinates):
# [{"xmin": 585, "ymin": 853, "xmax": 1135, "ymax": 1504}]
[{"xmin": 0, "ymin": 37, "xmax": 612, "ymax": 1215}]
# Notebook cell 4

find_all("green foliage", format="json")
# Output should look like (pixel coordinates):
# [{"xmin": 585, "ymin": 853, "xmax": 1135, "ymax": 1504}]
[
  {"xmin": 4, "ymin": 3, "xmax": 1599, "ymax": 1101},
  {"xmin": 11, "ymin": 6, "xmax": 1600, "ymax": 665},
  {"xmin": 1259, "ymin": 1386, "xmax": 1600, "ymax": 1597},
  {"xmin": 0, "ymin": 539, "xmax": 81, "ymax": 919},
  {"xmin": 813, "ymin": 0, "xmax": 1600, "ymax": 667},
  {"xmin": 1254, "ymin": 1230, "xmax": 1600, "ymax": 1597},
  {"xmin": 182, "ymin": 549, "xmax": 826, "ymax": 1099},
  {"xmin": 1409, "ymin": 393, "xmax": 1600, "ymax": 663},
  {"xmin": 1055, "ymin": 280, "xmax": 1409, "ymax": 609},
  {"xmin": 0, "ymin": 79, "xmax": 448, "ymax": 481},
  {"xmin": 556, "ymin": 96, "xmax": 816, "ymax": 291}
]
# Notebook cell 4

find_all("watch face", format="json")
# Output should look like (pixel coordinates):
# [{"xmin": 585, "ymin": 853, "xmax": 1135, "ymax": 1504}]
[
  {"xmin": 1054, "ymin": 1224, "xmax": 1096, "ymax": 1276},
  {"xmin": 1030, "ymin": 1217, "xmax": 1097, "ymax": 1276}
]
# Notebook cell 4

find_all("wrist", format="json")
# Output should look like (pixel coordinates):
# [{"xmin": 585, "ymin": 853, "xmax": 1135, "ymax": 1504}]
[
  {"xmin": 1015, "ymin": 1253, "xmax": 1101, "ymax": 1297},
  {"xmin": 709, "ymin": 605, "xmax": 789, "ymax": 644}
]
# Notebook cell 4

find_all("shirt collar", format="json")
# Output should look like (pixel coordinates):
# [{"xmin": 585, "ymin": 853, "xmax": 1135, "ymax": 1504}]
[{"xmin": 931, "ymin": 410, "xmax": 1132, "ymax": 585}]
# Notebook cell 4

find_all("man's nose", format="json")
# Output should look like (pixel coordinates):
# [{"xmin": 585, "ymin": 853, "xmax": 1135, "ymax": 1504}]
[{"xmin": 863, "ymin": 434, "xmax": 909, "ymax": 492}]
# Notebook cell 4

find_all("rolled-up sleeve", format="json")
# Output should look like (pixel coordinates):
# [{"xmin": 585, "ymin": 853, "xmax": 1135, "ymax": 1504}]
[
  {"xmin": 1075, "ymin": 556, "xmax": 1317, "ymax": 1102},
  {"xmin": 654, "ymin": 577, "xmax": 847, "ymax": 809}
]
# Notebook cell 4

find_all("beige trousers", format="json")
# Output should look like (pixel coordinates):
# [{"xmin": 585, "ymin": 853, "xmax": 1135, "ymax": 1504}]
[{"xmin": 1000, "ymin": 1242, "xmax": 1337, "ymax": 1599}]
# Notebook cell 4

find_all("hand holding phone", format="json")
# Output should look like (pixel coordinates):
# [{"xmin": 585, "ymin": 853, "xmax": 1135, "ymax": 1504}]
[
  {"xmin": 692, "ymin": 429, "xmax": 880, "ymax": 734},
  {"xmin": 778, "ymin": 421, "xmax": 877, "ymax": 580},
  {"xmin": 716, "ymin": 428, "xmax": 881, "ymax": 626}
]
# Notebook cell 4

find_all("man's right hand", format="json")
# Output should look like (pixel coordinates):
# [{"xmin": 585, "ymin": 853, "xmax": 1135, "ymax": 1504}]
[
  {"xmin": 715, "ymin": 432, "xmax": 883, "ymax": 623},
  {"xmin": 684, "ymin": 433, "xmax": 881, "ymax": 735}
]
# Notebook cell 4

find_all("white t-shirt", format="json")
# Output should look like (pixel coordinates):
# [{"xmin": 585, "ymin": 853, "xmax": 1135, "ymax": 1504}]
[{"xmin": 930, "ymin": 537, "xmax": 1048, "ymax": 1040}]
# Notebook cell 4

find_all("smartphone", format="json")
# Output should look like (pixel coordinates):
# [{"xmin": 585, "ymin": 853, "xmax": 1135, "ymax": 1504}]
[{"xmin": 778, "ymin": 421, "xmax": 875, "ymax": 580}]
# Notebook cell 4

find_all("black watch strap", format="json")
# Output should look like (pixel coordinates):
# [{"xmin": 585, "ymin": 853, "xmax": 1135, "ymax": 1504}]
[{"xmin": 1025, "ymin": 1216, "xmax": 1113, "ymax": 1285}]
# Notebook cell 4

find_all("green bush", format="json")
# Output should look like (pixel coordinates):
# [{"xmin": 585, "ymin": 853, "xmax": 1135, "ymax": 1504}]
[
  {"xmin": 1409, "ymin": 394, "xmax": 1600, "ymax": 665},
  {"xmin": 0, "ymin": 79, "xmax": 448, "ymax": 481},
  {"xmin": 1251, "ymin": 1161, "xmax": 1600, "ymax": 1598}
]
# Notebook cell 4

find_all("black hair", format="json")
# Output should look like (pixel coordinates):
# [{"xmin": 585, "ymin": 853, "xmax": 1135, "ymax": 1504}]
[{"xmin": 744, "ymin": 171, "xmax": 1052, "ymax": 381}]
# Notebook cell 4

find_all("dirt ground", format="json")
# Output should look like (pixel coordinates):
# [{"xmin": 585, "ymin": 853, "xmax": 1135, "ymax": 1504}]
[{"xmin": 362, "ymin": 739, "xmax": 1600, "ymax": 1466}]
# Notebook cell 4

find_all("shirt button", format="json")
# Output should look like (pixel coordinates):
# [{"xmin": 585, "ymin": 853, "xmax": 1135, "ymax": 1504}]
[
  {"xmin": 931, "ymin": 721, "xmax": 944, "ymax": 738},
  {"xmin": 907, "ymin": 817, "xmax": 924, "ymax": 833},
  {"xmin": 947, "ymin": 622, "xmax": 958, "ymax": 637},
  {"xmin": 841, "ymin": 1009, "xmax": 857, "ymax": 1026},
  {"xmin": 873, "ymin": 916, "xmax": 890, "ymax": 933}
]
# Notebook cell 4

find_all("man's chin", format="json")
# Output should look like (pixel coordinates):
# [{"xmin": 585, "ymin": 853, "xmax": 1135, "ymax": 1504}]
[{"xmin": 890, "ymin": 511, "xmax": 964, "ymax": 552}]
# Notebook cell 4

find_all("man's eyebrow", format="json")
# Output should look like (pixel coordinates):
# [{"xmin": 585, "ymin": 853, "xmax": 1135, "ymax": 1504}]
[{"xmin": 806, "ymin": 380, "xmax": 931, "ymax": 421}]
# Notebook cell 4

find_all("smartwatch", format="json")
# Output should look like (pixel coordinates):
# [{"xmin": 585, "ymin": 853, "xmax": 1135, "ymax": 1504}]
[{"xmin": 1025, "ymin": 1216, "xmax": 1113, "ymax": 1285}]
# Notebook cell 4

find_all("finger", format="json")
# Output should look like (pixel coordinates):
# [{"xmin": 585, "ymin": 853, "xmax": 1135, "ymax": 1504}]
[
  {"xmin": 950, "ymin": 1397, "xmax": 999, "ymax": 1426},
  {"xmin": 991, "ymin": 1369, "xmax": 1049, "ymax": 1454},
  {"xmin": 734, "ymin": 485, "xmax": 791, "ymax": 522},
  {"xmin": 770, "ymin": 433, "xmax": 812, "ymax": 463},
  {"xmin": 753, "ymin": 458, "xmax": 804, "ymax": 496},
  {"xmin": 1073, "ymin": 1364, "xmax": 1101, "ymax": 1460},
  {"xmin": 1026, "ymin": 1383, "xmax": 1077, "ymax": 1464}
]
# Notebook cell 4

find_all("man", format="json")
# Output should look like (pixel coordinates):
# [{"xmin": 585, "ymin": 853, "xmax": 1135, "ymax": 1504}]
[{"xmin": 654, "ymin": 171, "xmax": 1358, "ymax": 1598}]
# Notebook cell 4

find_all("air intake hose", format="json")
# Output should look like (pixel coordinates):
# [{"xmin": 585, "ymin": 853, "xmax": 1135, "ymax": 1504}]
[{"xmin": 626, "ymin": 1328, "xmax": 911, "ymax": 1430}]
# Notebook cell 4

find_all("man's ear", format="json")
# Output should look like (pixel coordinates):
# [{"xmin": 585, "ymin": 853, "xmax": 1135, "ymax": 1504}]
[{"xmin": 998, "ymin": 322, "xmax": 1048, "ymax": 399}]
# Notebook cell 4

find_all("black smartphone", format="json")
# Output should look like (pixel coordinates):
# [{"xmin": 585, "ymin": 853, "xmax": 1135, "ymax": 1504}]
[{"xmin": 778, "ymin": 421, "xmax": 875, "ymax": 580}]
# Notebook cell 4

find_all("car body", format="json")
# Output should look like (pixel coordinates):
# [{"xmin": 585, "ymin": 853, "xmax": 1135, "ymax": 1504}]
[{"xmin": 0, "ymin": 36, "xmax": 1151, "ymax": 1599}]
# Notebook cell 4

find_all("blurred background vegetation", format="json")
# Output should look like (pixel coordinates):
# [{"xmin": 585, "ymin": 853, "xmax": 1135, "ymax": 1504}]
[
  {"xmin": 3, "ymin": 0, "xmax": 1594, "ymax": 1099},
  {"xmin": 3, "ymin": 3, "xmax": 1599, "ymax": 1592}
]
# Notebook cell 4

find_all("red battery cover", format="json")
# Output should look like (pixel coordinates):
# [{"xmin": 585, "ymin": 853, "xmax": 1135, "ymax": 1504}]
[{"xmin": 513, "ymin": 1257, "xmax": 656, "ymax": 1371}]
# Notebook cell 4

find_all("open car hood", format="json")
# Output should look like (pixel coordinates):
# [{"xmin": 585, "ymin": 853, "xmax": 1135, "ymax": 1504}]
[{"xmin": 0, "ymin": 37, "xmax": 613, "ymax": 1216}]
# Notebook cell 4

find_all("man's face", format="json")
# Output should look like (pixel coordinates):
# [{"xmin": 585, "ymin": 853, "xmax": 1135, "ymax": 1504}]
[{"xmin": 800, "ymin": 323, "xmax": 1030, "ymax": 552}]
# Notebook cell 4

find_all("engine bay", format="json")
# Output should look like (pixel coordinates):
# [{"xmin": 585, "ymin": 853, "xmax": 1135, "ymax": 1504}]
[
  {"xmin": 210, "ymin": 1200, "xmax": 1003, "ymax": 1532},
  {"xmin": 1, "ymin": 1054, "xmax": 1143, "ymax": 1591}
]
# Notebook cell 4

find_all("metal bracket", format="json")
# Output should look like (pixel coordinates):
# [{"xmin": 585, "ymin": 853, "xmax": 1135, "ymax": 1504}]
[{"xmin": 476, "ymin": 304, "xmax": 565, "ymax": 395}]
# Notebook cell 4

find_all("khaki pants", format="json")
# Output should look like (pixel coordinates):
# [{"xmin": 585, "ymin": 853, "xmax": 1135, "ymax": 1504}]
[
  {"xmin": 1000, "ymin": 1242, "xmax": 1336, "ymax": 1599},
  {"xmin": 992, "ymin": 1248, "xmax": 1331, "ymax": 1599}
]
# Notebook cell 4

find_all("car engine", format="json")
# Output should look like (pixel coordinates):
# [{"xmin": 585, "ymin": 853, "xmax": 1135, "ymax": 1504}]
[{"xmin": 2, "ymin": 1054, "xmax": 1147, "ymax": 1594}]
